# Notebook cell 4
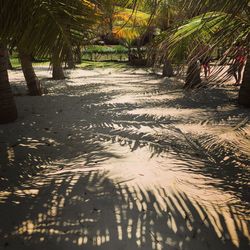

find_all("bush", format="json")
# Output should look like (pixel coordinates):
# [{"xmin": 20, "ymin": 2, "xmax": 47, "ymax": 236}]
[{"xmin": 83, "ymin": 45, "xmax": 128, "ymax": 54}]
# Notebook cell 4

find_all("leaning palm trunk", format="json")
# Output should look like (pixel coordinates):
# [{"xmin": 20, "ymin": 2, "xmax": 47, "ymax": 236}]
[
  {"xmin": 162, "ymin": 58, "xmax": 174, "ymax": 77},
  {"xmin": 2, "ymin": 44, "xmax": 13, "ymax": 70},
  {"xmin": 19, "ymin": 52, "xmax": 42, "ymax": 96},
  {"xmin": 239, "ymin": 58, "xmax": 250, "ymax": 107},
  {"xmin": 184, "ymin": 60, "xmax": 201, "ymax": 88},
  {"xmin": 0, "ymin": 44, "xmax": 17, "ymax": 123}
]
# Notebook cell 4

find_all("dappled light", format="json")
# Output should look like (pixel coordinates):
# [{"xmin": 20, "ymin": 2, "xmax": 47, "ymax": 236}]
[
  {"xmin": 0, "ymin": 169, "xmax": 249, "ymax": 249},
  {"xmin": 0, "ymin": 0, "xmax": 249, "ymax": 249},
  {"xmin": 0, "ymin": 67, "xmax": 249, "ymax": 249}
]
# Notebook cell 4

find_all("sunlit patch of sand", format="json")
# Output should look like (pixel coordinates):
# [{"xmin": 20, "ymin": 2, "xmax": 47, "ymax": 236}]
[
  {"xmin": 176, "ymin": 121, "xmax": 250, "ymax": 157},
  {"xmin": 106, "ymin": 95, "xmax": 139, "ymax": 104},
  {"xmin": 128, "ymin": 107, "xmax": 205, "ymax": 118},
  {"xmin": 0, "ymin": 189, "xmax": 39, "ymax": 203},
  {"xmin": 1, "ymin": 66, "xmax": 249, "ymax": 249}
]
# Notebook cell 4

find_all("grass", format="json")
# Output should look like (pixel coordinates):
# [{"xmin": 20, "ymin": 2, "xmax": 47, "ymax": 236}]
[
  {"xmin": 9, "ymin": 46, "xmax": 130, "ymax": 69},
  {"xmin": 77, "ymin": 61, "xmax": 130, "ymax": 69},
  {"xmin": 10, "ymin": 57, "xmax": 21, "ymax": 68},
  {"xmin": 10, "ymin": 56, "xmax": 130, "ymax": 70},
  {"xmin": 10, "ymin": 57, "xmax": 50, "ymax": 69},
  {"xmin": 83, "ymin": 45, "xmax": 128, "ymax": 54}
]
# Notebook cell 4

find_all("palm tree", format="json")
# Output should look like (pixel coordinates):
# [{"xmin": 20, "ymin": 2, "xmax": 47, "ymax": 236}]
[
  {"xmin": 148, "ymin": 0, "xmax": 185, "ymax": 77},
  {"xmin": 0, "ymin": 0, "xmax": 97, "ymax": 123},
  {"xmin": 157, "ymin": 0, "xmax": 250, "ymax": 105},
  {"xmin": 111, "ymin": 6, "xmax": 152, "ymax": 65},
  {"xmin": 239, "ymin": 56, "xmax": 250, "ymax": 107},
  {"xmin": 52, "ymin": 50, "xmax": 66, "ymax": 80},
  {"xmin": 19, "ymin": 51, "xmax": 42, "ymax": 96},
  {"xmin": 95, "ymin": 0, "xmax": 137, "ymax": 43},
  {"xmin": 0, "ymin": 44, "xmax": 17, "ymax": 123},
  {"xmin": 162, "ymin": 58, "xmax": 174, "ymax": 77}
]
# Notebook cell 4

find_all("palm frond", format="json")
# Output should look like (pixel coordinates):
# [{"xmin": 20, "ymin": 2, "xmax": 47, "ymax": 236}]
[{"xmin": 0, "ymin": 0, "xmax": 97, "ymax": 60}]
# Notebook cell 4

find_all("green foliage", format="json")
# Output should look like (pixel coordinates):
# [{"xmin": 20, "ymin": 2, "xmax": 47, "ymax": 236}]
[
  {"xmin": 84, "ymin": 45, "xmax": 128, "ymax": 53},
  {"xmin": 78, "ymin": 60, "xmax": 129, "ymax": 69},
  {"xmin": 152, "ymin": 0, "xmax": 249, "ymax": 65},
  {"xmin": 9, "ymin": 57, "xmax": 50, "ymax": 69},
  {"xmin": 0, "ymin": 0, "xmax": 97, "ymax": 60},
  {"xmin": 113, "ymin": 7, "xmax": 150, "ymax": 43}
]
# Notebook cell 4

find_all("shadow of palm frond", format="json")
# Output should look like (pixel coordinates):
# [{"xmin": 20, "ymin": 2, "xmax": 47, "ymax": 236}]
[
  {"xmin": 1, "ymin": 82, "xmax": 250, "ymax": 201},
  {"xmin": 0, "ymin": 170, "xmax": 249, "ymax": 250},
  {"xmin": 143, "ymin": 122, "xmax": 249, "ymax": 213},
  {"xmin": 173, "ymin": 122, "xmax": 250, "ymax": 208},
  {"xmin": 1, "ymin": 67, "xmax": 250, "ymax": 250}
]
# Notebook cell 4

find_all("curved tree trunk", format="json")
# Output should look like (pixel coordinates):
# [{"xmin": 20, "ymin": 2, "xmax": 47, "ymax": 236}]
[
  {"xmin": 0, "ymin": 44, "xmax": 17, "ymax": 123},
  {"xmin": 184, "ymin": 60, "xmax": 201, "ymax": 88},
  {"xmin": 1, "ymin": 44, "xmax": 13, "ymax": 70},
  {"xmin": 3, "ymin": 44, "xmax": 13, "ymax": 70},
  {"xmin": 162, "ymin": 58, "xmax": 174, "ymax": 77},
  {"xmin": 239, "ymin": 58, "xmax": 250, "ymax": 107},
  {"xmin": 19, "ymin": 52, "xmax": 42, "ymax": 96},
  {"xmin": 52, "ymin": 53, "xmax": 65, "ymax": 80}
]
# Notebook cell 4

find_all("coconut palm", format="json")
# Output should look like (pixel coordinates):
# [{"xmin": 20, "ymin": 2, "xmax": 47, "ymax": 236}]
[
  {"xmin": 19, "ymin": 51, "xmax": 43, "ymax": 95},
  {"xmin": 52, "ymin": 50, "xmax": 66, "ymax": 80},
  {"xmin": 148, "ymin": 0, "xmax": 187, "ymax": 77},
  {"xmin": 93, "ymin": 0, "xmax": 154, "ymax": 65},
  {"xmin": 112, "ymin": 7, "xmax": 151, "ymax": 63},
  {"xmin": 157, "ymin": 0, "xmax": 250, "ymax": 105},
  {"xmin": 0, "ymin": 43, "xmax": 17, "ymax": 123},
  {"xmin": 0, "ymin": 0, "xmax": 97, "ymax": 123},
  {"xmin": 239, "ymin": 54, "xmax": 250, "ymax": 107},
  {"xmin": 95, "ymin": 0, "xmax": 139, "ymax": 42}
]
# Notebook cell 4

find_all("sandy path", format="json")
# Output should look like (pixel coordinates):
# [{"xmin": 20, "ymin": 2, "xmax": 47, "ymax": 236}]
[{"xmin": 0, "ymin": 67, "xmax": 249, "ymax": 250}]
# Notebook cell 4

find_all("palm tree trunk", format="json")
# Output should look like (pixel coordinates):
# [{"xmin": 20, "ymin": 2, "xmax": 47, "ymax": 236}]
[
  {"xmin": 52, "ymin": 64, "xmax": 65, "ymax": 80},
  {"xmin": 19, "ymin": 52, "xmax": 42, "ymax": 96},
  {"xmin": 185, "ymin": 60, "xmax": 201, "ymax": 88},
  {"xmin": 1, "ymin": 44, "xmax": 13, "ymax": 70},
  {"xmin": 66, "ymin": 46, "xmax": 75, "ymax": 69},
  {"xmin": 52, "ymin": 52, "xmax": 65, "ymax": 80},
  {"xmin": 75, "ymin": 45, "xmax": 82, "ymax": 64},
  {"xmin": 0, "ymin": 44, "xmax": 17, "ymax": 123},
  {"xmin": 239, "ymin": 58, "xmax": 250, "ymax": 107},
  {"xmin": 2, "ymin": 44, "xmax": 13, "ymax": 70},
  {"xmin": 162, "ymin": 58, "xmax": 174, "ymax": 77},
  {"xmin": 7, "ymin": 56, "xmax": 13, "ymax": 70}
]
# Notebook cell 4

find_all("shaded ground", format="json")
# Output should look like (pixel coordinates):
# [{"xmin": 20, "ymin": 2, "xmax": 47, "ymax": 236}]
[{"xmin": 0, "ymin": 67, "xmax": 250, "ymax": 250}]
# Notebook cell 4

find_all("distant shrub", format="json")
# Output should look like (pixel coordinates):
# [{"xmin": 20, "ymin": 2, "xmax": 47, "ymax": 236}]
[{"xmin": 83, "ymin": 45, "xmax": 128, "ymax": 54}]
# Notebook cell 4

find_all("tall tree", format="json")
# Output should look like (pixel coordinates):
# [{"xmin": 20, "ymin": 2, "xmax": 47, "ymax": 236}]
[
  {"xmin": 0, "ymin": 44, "xmax": 17, "ymax": 123},
  {"xmin": 0, "ymin": 0, "xmax": 97, "ymax": 123},
  {"xmin": 52, "ymin": 51, "xmax": 66, "ymax": 80},
  {"xmin": 239, "ymin": 57, "xmax": 250, "ymax": 107},
  {"xmin": 157, "ymin": 0, "xmax": 250, "ymax": 104},
  {"xmin": 19, "ymin": 51, "xmax": 42, "ymax": 95}
]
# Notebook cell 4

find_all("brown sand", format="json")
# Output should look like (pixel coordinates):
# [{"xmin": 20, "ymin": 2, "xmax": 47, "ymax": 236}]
[{"xmin": 0, "ymin": 66, "xmax": 249, "ymax": 250}]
